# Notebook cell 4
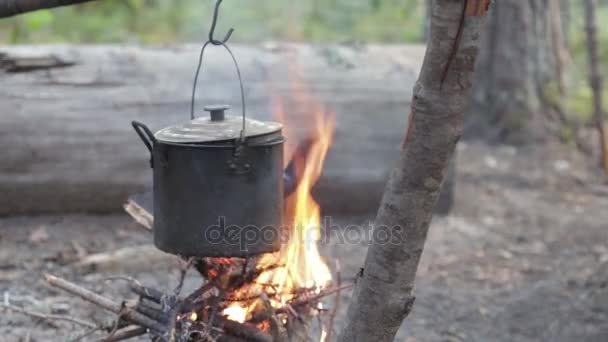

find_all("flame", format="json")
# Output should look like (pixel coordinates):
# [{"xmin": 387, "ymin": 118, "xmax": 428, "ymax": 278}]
[
  {"xmin": 222, "ymin": 62, "xmax": 334, "ymax": 323},
  {"xmin": 222, "ymin": 305, "xmax": 247, "ymax": 323}
]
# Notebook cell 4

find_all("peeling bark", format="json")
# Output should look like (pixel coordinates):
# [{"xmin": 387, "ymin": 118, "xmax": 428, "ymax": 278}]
[{"xmin": 337, "ymin": 1, "xmax": 489, "ymax": 342}]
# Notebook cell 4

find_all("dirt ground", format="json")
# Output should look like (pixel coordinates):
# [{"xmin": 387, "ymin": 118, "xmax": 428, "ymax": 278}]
[{"xmin": 1, "ymin": 141, "xmax": 608, "ymax": 342}]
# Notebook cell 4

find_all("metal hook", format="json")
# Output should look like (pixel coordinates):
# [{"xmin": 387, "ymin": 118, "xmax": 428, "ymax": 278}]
[{"xmin": 209, "ymin": 0, "xmax": 234, "ymax": 45}]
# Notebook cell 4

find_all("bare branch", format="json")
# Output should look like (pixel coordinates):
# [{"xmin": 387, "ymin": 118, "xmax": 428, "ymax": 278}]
[
  {"xmin": 102, "ymin": 326, "xmax": 147, "ymax": 342},
  {"xmin": 1, "ymin": 302, "xmax": 98, "ymax": 329},
  {"xmin": 45, "ymin": 274, "xmax": 166, "ymax": 333},
  {"xmin": 0, "ymin": 0, "xmax": 100, "ymax": 19},
  {"xmin": 324, "ymin": 259, "xmax": 341, "ymax": 342}
]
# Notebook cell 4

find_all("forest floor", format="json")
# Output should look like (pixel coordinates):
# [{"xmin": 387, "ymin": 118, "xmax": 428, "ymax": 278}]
[{"xmin": 1, "ymin": 141, "xmax": 608, "ymax": 342}]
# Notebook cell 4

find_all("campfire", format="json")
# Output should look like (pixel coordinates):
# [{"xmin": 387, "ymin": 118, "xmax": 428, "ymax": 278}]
[
  {"xmin": 41, "ymin": 3, "xmax": 353, "ymax": 339},
  {"xmin": 44, "ymin": 71, "xmax": 351, "ymax": 342}
]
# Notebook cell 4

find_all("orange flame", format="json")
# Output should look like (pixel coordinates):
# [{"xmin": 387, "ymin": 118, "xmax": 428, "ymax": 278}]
[{"xmin": 222, "ymin": 62, "xmax": 334, "ymax": 322}]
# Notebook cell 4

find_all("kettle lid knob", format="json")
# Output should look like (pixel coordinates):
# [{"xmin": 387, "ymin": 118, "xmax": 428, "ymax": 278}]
[{"xmin": 204, "ymin": 104, "xmax": 230, "ymax": 122}]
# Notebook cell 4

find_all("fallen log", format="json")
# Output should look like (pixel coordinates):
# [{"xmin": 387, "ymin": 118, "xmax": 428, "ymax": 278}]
[
  {"xmin": 75, "ymin": 245, "xmax": 173, "ymax": 272},
  {"xmin": 0, "ymin": 44, "xmax": 426, "ymax": 216}
]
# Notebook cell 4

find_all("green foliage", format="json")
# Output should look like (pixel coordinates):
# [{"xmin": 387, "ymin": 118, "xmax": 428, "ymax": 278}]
[
  {"xmin": 23, "ymin": 10, "xmax": 54, "ymax": 31},
  {"xmin": 2, "ymin": 0, "xmax": 608, "ymax": 128},
  {"xmin": 0, "ymin": 0, "xmax": 426, "ymax": 44},
  {"xmin": 557, "ymin": 1, "xmax": 608, "ymax": 125}
]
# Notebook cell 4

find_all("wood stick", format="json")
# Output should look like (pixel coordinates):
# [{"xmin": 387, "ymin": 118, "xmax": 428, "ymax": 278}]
[
  {"xmin": 215, "ymin": 315, "xmax": 273, "ymax": 342},
  {"xmin": 325, "ymin": 259, "xmax": 341, "ymax": 342},
  {"xmin": 216, "ymin": 336, "xmax": 249, "ymax": 342},
  {"xmin": 1, "ymin": 302, "xmax": 97, "ymax": 329},
  {"xmin": 260, "ymin": 293, "xmax": 286, "ymax": 342},
  {"xmin": 249, "ymin": 283, "xmax": 353, "ymax": 323},
  {"xmin": 45, "ymin": 274, "xmax": 166, "ymax": 333},
  {"xmin": 289, "ymin": 283, "xmax": 353, "ymax": 309},
  {"xmin": 129, "ymin": 281, "xmax": 164, "ymax": 304},
  {"xmin": 101, "ymin": 326, "xmax": 147, "ymax": 342},
  {"xmin": 126, "ymin": 300, "xmax": 168, "ymax": 324}
]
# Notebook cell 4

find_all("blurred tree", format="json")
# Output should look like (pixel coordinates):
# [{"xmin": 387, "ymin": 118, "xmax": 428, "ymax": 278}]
[
  {"xmin": 466, "ymin": 0, "xmax": 571, "ymax": 143},
  {"xmin": 584, "ymin": 0, "xmax": 608, "ymax": 174},
  {"xmin": 561, "ymin": 0, "xmax": 571, "ymax": 46}
]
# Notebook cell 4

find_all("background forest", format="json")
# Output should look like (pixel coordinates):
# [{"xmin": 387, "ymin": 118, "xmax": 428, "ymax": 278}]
[{"xmin": 1, "ymin": 0, "xmax": 607, "ymax": 138}]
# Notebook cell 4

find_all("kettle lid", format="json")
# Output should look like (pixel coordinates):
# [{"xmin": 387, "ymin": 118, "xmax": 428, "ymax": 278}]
[{"xmin": 154, "ymin": 105, "xmax": 282, "ymax": 144}]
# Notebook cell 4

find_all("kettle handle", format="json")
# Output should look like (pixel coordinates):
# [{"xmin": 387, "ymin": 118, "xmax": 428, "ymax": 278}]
[
  {"xmin": 190, "ymin": 1, "xmax": 247, "ymax": 142},
  {"xmin": 131, "ymin": 121, "xmax": 156, "ymax": 167}
]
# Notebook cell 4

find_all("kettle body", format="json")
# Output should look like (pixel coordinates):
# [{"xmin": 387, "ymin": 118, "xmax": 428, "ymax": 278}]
[{"xmin": 132, "ymin": 108, "xmax": 285, "ymax": 257}]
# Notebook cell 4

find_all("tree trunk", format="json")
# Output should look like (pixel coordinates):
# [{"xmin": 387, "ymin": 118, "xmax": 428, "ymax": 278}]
[
  {"xmin": 338, "ymin": 1, "xmax": 489, "ymax": 342},
  {"xmin": 466, "ymin": 0, "xmax": 564, "ymax": 143},
  {"xmin": 435, "ymin": 157, "xmax": 455, "ymax": 215},
  {"xmin": 584, "ymin": 0, "xmax": 608, "ymax": 174},
  {"xmin": 560, "ymin": 0, "xmax": 571, "ymax": 47}
]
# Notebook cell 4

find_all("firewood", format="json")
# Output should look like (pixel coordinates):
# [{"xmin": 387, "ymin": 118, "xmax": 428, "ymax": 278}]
[
  {"xmin": 324, "ymin": 260, "xmax": 341, "ymax": 342},
  {"xmin": 128, "ymin": 280, "xmax": 165, "ymax": 304},
  {"xmin": 216, "ymin": 316, "xmax": 272, "ymax": 342},
  {"xmin": 45, "ymin": 274, "xmax": 166, "ymax": 333},
  {"xmin": 0, "ymin": 54, "xmax": 76, "ymax": 72},
  {"xmin": 123, "ymin": 191, "xmax": 153, "ymax": 231},
  {"xmin": 102, "ymin": 326, "xmax": 147, "ymax": 342},
  {"xmin": 125, "ymin": 299, "xmax": 168, "ymax": 324},
  {"xmin": 260, "ymin": 293, "xmax": 287, "ymax": 342},
  {"xmin": 0, "ymin": 302, "xmax": 97, "ymax": 329}
]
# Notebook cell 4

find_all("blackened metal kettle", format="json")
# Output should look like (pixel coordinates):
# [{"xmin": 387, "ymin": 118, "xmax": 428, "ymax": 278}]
[{"xmin": 131, "ymin": 27, "xmax": 287, "ymax": 257}]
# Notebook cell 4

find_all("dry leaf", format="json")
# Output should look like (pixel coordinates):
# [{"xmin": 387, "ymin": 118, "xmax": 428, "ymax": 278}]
[{"xmin": 28, "ymin": 226, "xmax": 49, "ymax": 244}]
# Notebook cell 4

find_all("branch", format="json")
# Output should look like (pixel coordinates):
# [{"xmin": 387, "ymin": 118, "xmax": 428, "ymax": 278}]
[
  {"xmin": 103, "ymin": 326, "xmax": 147, "ymax": 342},
  {"xmin": 0, "ymin": 0, "xmax": 98, "ymax": 19},
  {"xmin": 1, "ymin": 302, "xmax": 97, "ymax": 329},
  {"xmin": 324, "ymin": 259, "xmax": 341, "ymax": 342},
  {"xmin": 338, "ymin": 1, "xmax": 490, "ymax": 342},
  {"xmin": 45, "ymin": 274, "xmax": 166, "ymax": 333}
]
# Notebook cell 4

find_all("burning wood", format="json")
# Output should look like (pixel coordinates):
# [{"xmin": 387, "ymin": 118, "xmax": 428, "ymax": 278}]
[{"xmin": 44, "ymin": 267, "xmax": 349, "ymax": 342}]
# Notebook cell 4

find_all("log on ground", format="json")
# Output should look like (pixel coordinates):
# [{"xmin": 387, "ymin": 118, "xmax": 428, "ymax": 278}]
[{"xmin": 0, "ymin": 44, "xmax": 430, "ymax": 216}]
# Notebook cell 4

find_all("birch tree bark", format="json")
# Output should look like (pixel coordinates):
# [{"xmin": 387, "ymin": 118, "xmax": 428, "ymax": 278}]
[{"xmin": 338, "ymin": 1, "xmax": 490, "ymax": 341}]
